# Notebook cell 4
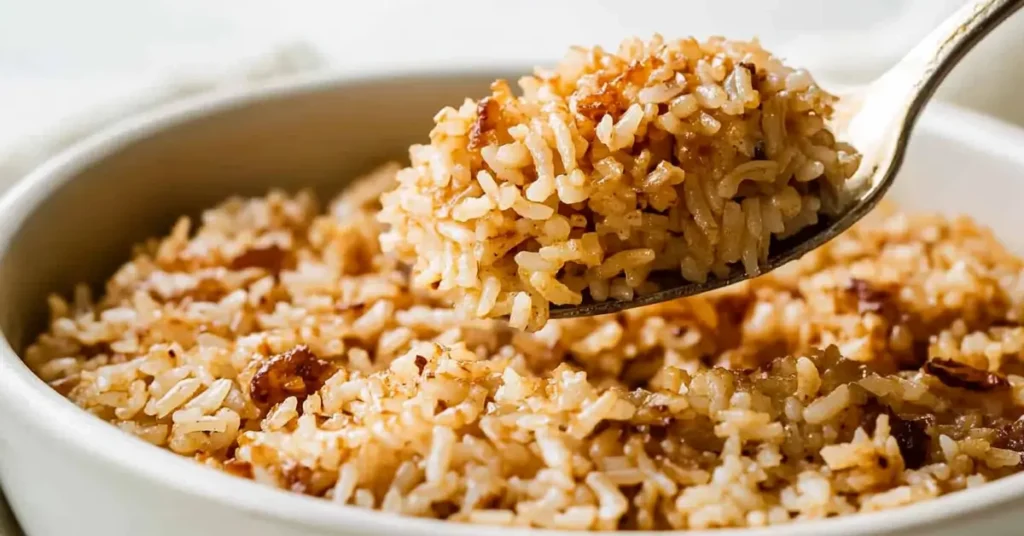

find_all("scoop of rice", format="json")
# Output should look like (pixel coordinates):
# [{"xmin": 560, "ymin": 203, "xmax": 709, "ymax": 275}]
[
  {"xmin": 378, "ymin": 35, "xmax": 862, "ymax": 330},
  {"xmin": 24, "ymin": 161, "xmax": 1024, "ymax": 529}
]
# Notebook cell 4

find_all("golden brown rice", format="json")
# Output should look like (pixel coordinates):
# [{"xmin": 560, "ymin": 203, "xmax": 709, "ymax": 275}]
[
  {"xmin": 25, "ymin": 163, "xmax": 1024, "ymax": 530},
  {"xmin": 378, "ymin": 35, "xmax": 862, "ymax": 330}
]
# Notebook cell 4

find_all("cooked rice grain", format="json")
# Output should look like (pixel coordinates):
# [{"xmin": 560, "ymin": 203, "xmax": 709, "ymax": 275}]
[
  {"xmin": 24, "ymin": 162, "xmax": 1024, "ymax": 529},
  {"xmin": 379, "ymin": 35, "xmax": 862, "ymax": 330}
]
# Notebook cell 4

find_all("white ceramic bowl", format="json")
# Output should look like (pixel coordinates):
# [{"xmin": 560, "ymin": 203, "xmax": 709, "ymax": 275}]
[{"xmin": 1, "ymin": 70, "xmax": 1024, "ymax": 536}]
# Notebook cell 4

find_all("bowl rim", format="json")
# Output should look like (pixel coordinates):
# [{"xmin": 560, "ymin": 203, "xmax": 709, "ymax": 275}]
[{"xmin": 2, "ymin": 68, "xmax": 1024, "ymax": 536}]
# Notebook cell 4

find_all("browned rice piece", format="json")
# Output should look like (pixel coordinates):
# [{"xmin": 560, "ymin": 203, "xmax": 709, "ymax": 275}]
[
  {"xmin": 378, "ymin": 35, "xmax": 862, "ymax": 330},
  {"xmin": 24, "ymin": 164, "xmax": 1024, "ymax": 530}
]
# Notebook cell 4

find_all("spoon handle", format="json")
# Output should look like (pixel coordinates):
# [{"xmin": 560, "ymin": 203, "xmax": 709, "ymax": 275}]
[
  {"xmin": 842, "ymin": 0, "xmax": 1024, "ymax": 196},
  {"xmin": 892, "ymin": 0, "xmax": 1024, "ymax": 115}
]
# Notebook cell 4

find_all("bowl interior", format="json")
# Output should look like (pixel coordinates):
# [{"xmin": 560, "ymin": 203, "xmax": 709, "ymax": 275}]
[
  {"xmin": 2, "ymin": 71, "xmax": 1024, "ymax": 536},
  {"xmin": 4, "ymin": 75, "xmax": 1024, "ymax": 355},
  {"xmin": 0, "ymin": 71, "xmax": 521, "ymax": 351},
  {"xmin": 887, "ymin": 106, "xmax": 1024, "ymax": 253}
]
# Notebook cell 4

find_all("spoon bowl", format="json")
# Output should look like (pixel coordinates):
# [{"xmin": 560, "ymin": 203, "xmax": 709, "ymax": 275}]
[{"xmin": 551, "ymin": 0, "xmax": 1024, "ymax": 319}]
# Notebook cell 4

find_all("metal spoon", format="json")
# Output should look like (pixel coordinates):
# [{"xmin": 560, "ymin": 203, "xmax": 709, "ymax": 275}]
[{"xmin": 550, "ymin": 0, "xmax": 1024, "ymax": 319}]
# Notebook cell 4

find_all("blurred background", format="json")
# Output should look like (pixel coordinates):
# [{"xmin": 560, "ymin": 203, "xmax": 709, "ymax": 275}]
[
  {"xmin": 2, "ymin": 0, "xmax": 1024, "ymax": 161},
  {"xmin": 1, "ymin": 0, "xmax": 1023, "ymax": 533}
]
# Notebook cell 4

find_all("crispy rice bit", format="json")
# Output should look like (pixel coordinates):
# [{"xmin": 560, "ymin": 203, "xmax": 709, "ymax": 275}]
[{"xmin": 249, "ymin": 345, "xmax": 336, "ymax": 409}]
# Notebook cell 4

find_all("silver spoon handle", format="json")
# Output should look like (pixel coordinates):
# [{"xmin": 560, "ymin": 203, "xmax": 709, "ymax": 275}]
[
  {"xmin": 842, "ymin": 0, "xmax": 1024, "ymax": 195},
  {"xmin": 893, "ymin": 0, "xmax": 1024, "ymax": 117}
]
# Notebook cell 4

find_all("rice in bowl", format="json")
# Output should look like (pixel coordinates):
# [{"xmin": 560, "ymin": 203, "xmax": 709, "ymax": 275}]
[
  {"xmin": 24, "ymin": 162, "xmax": 1024, "ymax": 530},
  {"xmin": 378, "ymin": 35, "xmax": 862, "ymax": 330}
]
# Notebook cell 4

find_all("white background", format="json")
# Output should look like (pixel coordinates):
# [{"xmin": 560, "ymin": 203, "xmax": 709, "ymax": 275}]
[{"xmin": 2, "ymin": 0, "xmax": 1024, "ymax": 158}]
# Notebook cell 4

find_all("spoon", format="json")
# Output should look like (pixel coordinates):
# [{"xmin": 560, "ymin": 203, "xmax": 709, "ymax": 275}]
[{"xmin": 550, "ymin": 0, "xmax": 1024, "ymax": 319}]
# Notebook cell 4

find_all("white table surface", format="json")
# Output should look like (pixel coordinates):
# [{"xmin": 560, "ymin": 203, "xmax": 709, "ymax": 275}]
[{"xmin": 2, "ymin": 1, "xmax": 1024, "ymax": 534}]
